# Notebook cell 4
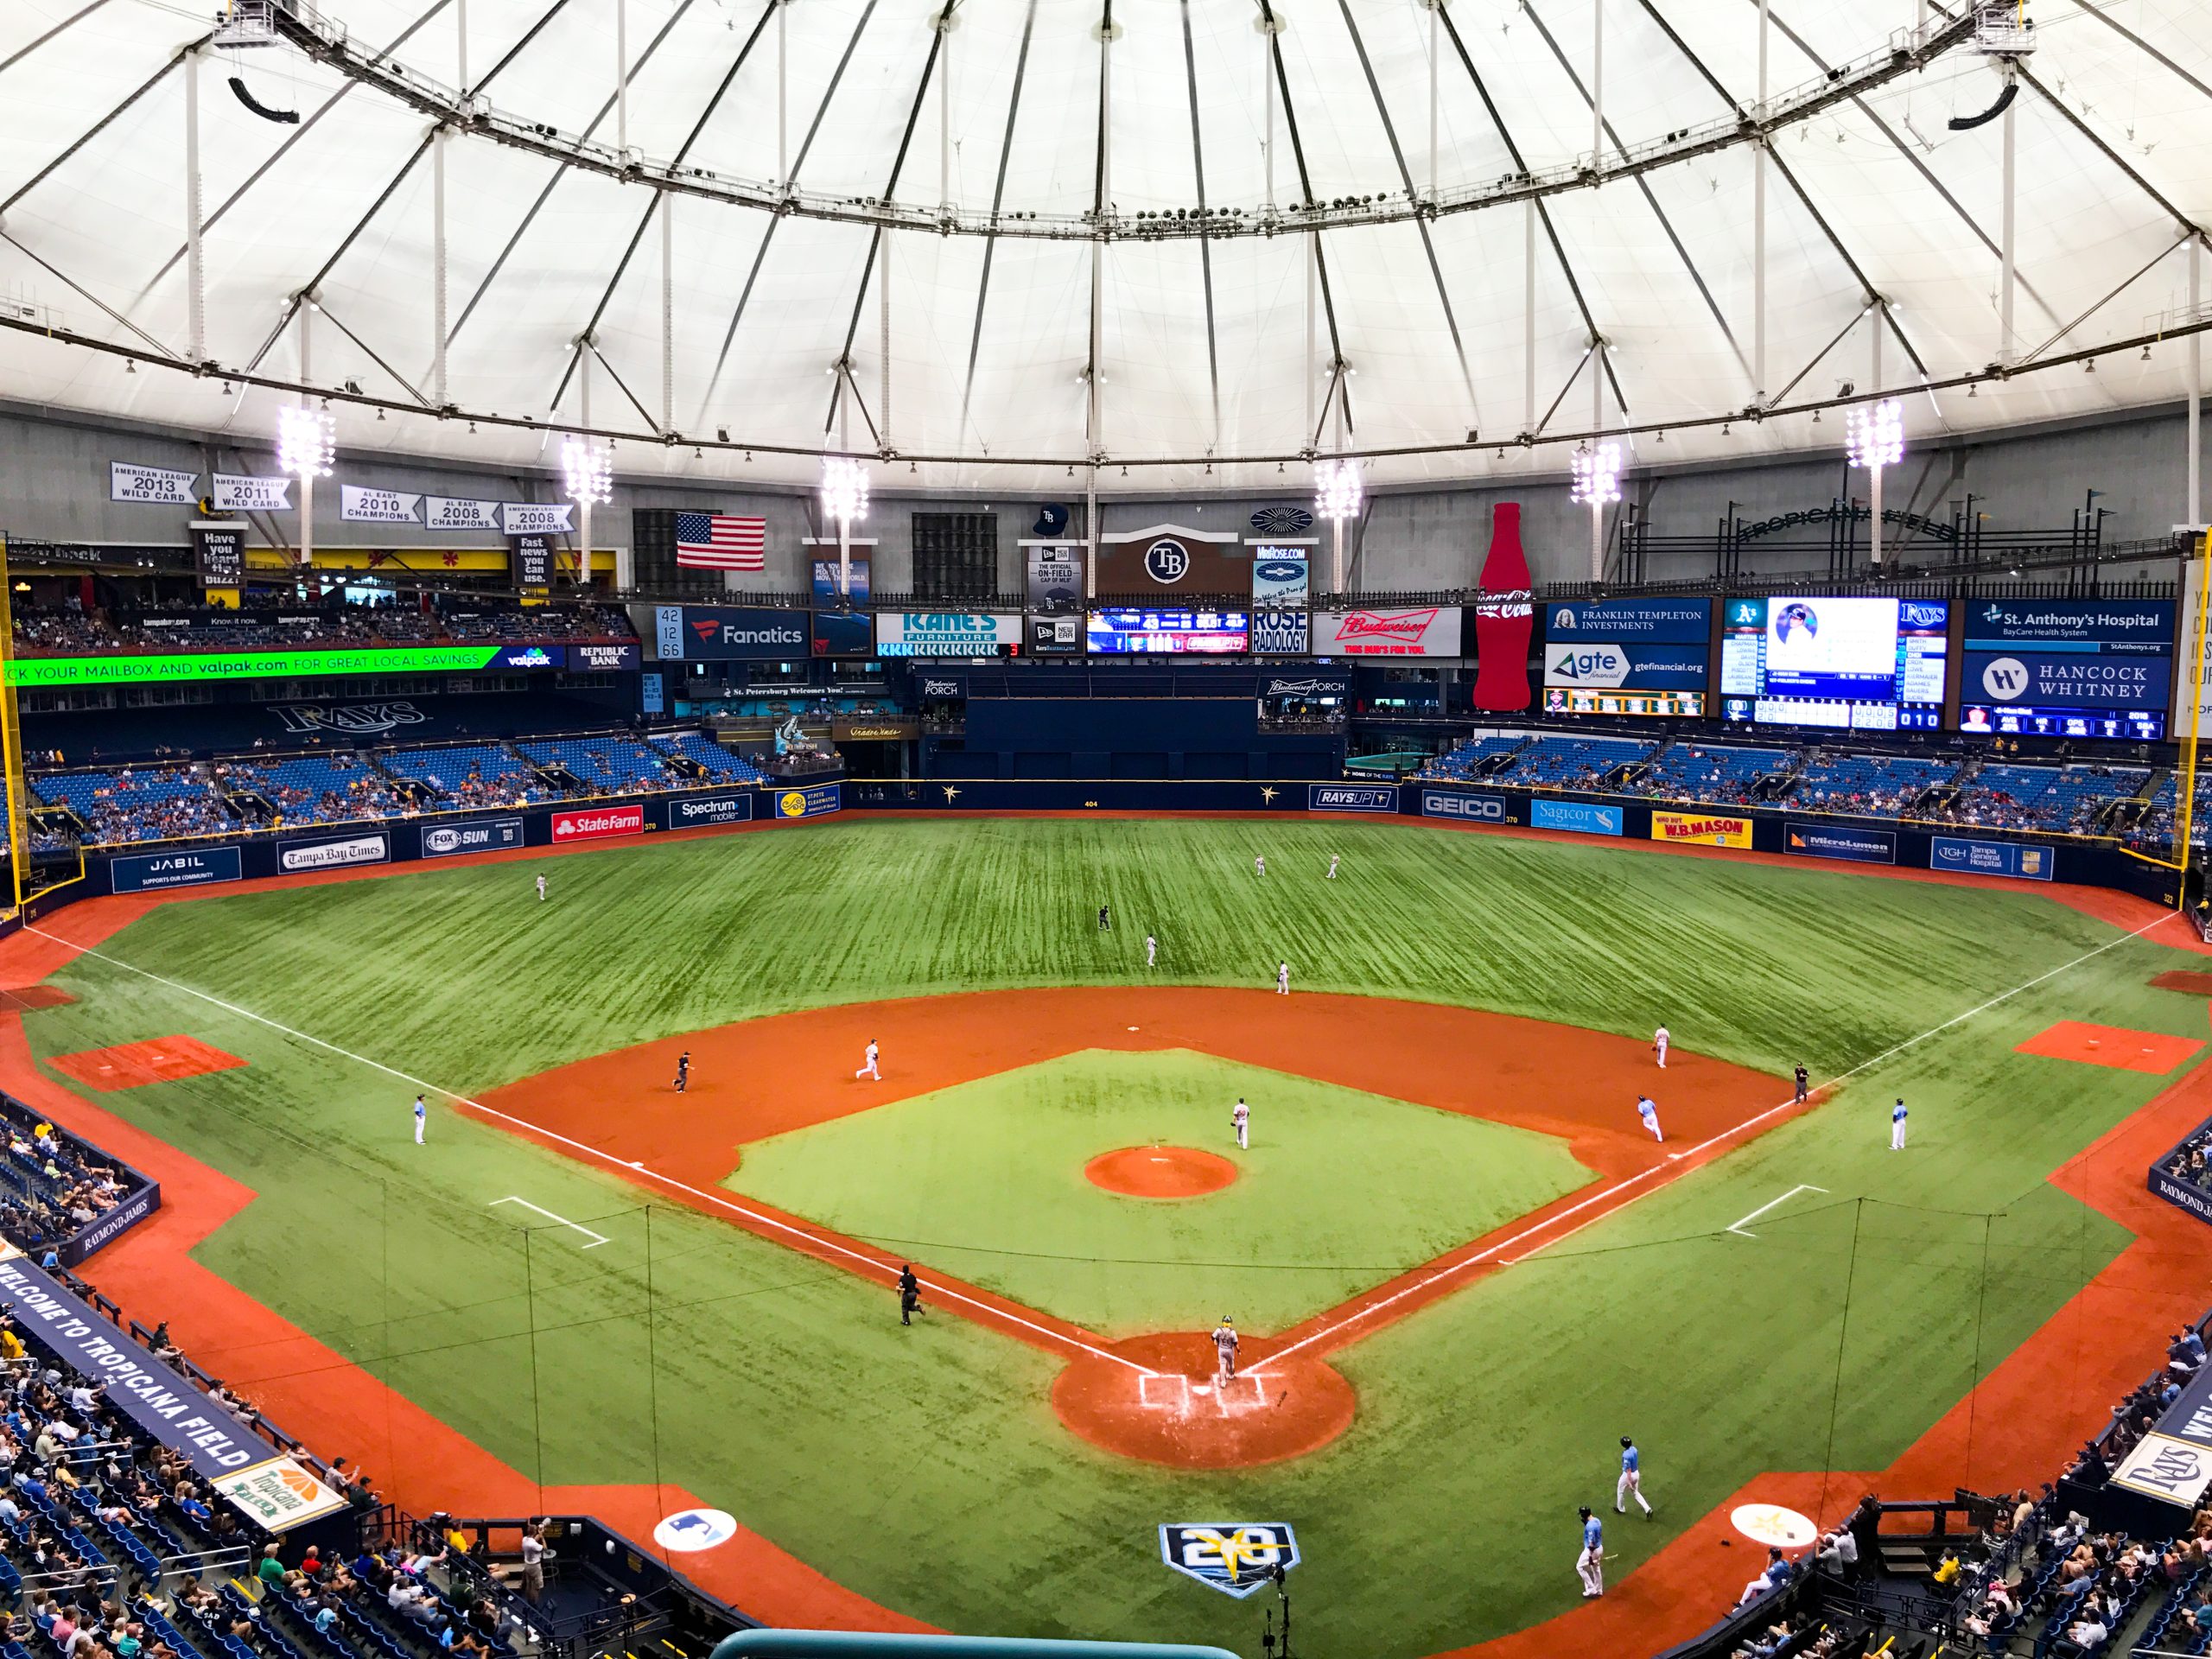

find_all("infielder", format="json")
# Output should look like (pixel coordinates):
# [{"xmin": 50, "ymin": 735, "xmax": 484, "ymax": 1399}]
[
  {"xmin": 1232, "ymin": 1097, "xmax": 1249, "ymax": 1150},
  {"xmin": 1891, "ymin": 1097, "xmax": 1908, "ymax": 1150},
  {"xmin": 1326, "ymin": 854, "xmax": 1339, "ymax": 880},
  {"xmin": 1212, "ymin": 1317, "xmax": 1239, "ymax": 1386},
  {"xmin": 1653, "ymin": 1025, "xmax": 1669, "ymax": 1069},
  {"xmin": 673, "ymin": 1051, "xmax": 690, "ymax": 1094},
  {"xmin": 1146, "ymin": 933, "xmax": 1157, "ymax": 968},
  {"xmin": 535, "ymin": 874, "xmax": 547, "ymax": 902},
  {"xmin": 1617, "ymin": 1438, "xmax": 1652, "ymax": 1516},
  {"xmin": 1575, "ymin": 1508, "xmax": 1605, "ymax": 1598},
  {"xmin": 1255, "ymin": 854, "xmax": 1267, "ymax": 877},
  {"xmin": 412, "ymin": 1094, "xmax": 427, "ymax": 1146},
  {"xmin": 1636, "ymin": 1095, "xmax": 1662, "ymax": 1143},
  {"xmin": 856, "ymin": 1039, "xmax": 881, "ymax": 1081},
  {"xmin": 1276, "ymin": 961, "xmax": 1290, "ymax": 996}
]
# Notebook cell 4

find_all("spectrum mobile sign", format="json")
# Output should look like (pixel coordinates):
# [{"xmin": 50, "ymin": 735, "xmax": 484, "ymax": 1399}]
[{"xmin": 9, "ymin": 646, "xmax": 539, "ymax": 686}]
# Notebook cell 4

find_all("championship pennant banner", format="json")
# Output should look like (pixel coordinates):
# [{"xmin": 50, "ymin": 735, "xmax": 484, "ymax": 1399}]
[
  {"xmin": 212, "ymin": 474, "xmax": 293, "ymax": 512},
  {"xmin": 111, "ymin": 461, "xmax": 198, "ymax": 505},
  {"xmin": 343, "ymin": 486, "xmax": 424, "ymax": 524}
]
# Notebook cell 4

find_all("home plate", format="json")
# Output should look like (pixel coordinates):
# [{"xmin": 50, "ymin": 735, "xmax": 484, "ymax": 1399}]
[
  {"xmin": 1192, "ymin": 1385, "xmax": 1213, "ymax": 1397},
  {"xmin": 1128, "ymin": 1026, "xmax": 1140, "ymax": 1032}
]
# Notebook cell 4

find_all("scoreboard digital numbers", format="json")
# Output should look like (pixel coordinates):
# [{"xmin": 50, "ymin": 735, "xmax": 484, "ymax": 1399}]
[
  {"xmin": 1719, "ymin": 595, "xmax": 1948, "ymax": 731},
  {"xmin": 1085, "ymin": 608, "xmax": 1250, "ymax": 654}
]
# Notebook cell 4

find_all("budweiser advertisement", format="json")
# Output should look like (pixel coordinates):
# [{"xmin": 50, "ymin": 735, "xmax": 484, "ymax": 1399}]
[
  {"xmin": 1471, "ymin": 501, "xmax": 1534, "ymax": 710},
  {"xmin": 1310, "ymin": 607, "xmax": 1464, "ymax": 658},
  {"xmin": 551, "ymin": 803, "xmax": 645, "ymax": 843}
]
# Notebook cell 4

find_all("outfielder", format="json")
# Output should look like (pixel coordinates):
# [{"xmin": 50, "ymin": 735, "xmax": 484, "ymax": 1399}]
[
  {"xmin": 1326, "ymin": 853, "xmax": 1339, "ymax": 880},
  {"xmin": 412, "ymin": 1094, "xmax": 427, "ymax": 1146},
  {"xmin": 1653, "ymin": 1025, "xmax": 1669, "ymax": 1069},
  {"xmin": 1276, "ymin": 961, "xmax": 1290, "ymax": 996},
  {"xmin": 856, "ymin": 1039, "xmax": 881, "ymax": 1082},
  {"xmin": 1636, "ymin": 1095, "xmax": 1662, "ymax": 1143},
  {"xmin": 1576, "ymin": 1508, "xmax": 1605, "ymax": 1599},
  {"xmin": 1891, "ymin": 1097, "xmax": 1908, "ymax": 1150},
  {"xmin": 1232, "ymin": 1097, "xmax": 1249, "ymax": 1150},
  {"xmin": 535, "ymin": 874, "xmax": 547, "ymax": 902},
  {"xmin": 1211, "ymin": 1317, "xmax": 1239, "ymax": 1386},
  {"xmin": 1255, "ymin": 854, "xmax": 1267, "ymax": 877},
  {"xmin": 1146, "ymin": 933, "xmax": 1157, "ymax": 968},
  {"xmin": 1617, "ymin": 1438, "xmax": 1653, "ymax": 1516}
]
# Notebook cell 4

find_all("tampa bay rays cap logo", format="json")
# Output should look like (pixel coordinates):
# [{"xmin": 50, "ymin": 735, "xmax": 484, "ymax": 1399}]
[
  {"xmin": 1144, "ymin": 537, "xmax": 1192, "ymax": 583},
  {"xmin": 1159, "ymin": 1522, "xmax": 1300, "ymax": 1598}
]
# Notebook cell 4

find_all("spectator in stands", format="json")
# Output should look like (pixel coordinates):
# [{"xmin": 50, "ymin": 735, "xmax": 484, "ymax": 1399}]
[{"xmin": 520, "ymin": 1520, "xmax": 549, "ymax": 1602}]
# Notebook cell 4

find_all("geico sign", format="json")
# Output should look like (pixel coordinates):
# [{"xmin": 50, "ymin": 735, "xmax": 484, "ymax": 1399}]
[{"xmin": 1422, "ymin": 791, "xmax": 1505, "ymax": 821}]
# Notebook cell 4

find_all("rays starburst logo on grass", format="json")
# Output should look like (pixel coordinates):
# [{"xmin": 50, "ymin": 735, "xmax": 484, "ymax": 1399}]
[{"xmin": 1159, "ymin": 1523, "xmax": 1299, "ymax": 1597}]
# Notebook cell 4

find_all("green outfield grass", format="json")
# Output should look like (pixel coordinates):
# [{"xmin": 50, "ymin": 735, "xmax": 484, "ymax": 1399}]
[
  {"xmin": 725, "ymin": 1048, "xmax": 1592, "ymax": 1334},
  {"xmin": 11, "ymin": 817, "xmax": 2197, "ymax": 1655}
]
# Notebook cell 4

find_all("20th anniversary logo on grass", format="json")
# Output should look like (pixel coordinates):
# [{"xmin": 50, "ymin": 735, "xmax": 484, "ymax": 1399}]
[{"xmin": 1159, "ymin": 1522, "xmax": 1300, "ymax": 1598}]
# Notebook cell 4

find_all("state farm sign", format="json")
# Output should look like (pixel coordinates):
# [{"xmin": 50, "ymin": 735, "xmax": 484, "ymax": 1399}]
[
  {"xmin": 1311, "ymin": 607, "xmax": 1465, "ymax": 658},
  {"xmin": 550, "ymin": 803, "xmax": 645, "ymax": 842}
]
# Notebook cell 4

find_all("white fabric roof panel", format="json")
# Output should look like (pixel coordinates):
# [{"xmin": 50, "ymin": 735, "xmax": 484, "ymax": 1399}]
[{"xmin": 0, "ymin": 0, "xmax": 2205, "ymax": 492}]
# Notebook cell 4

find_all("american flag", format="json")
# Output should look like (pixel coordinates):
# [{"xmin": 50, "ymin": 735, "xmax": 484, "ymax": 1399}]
[{"xmin": 676, "ymin": 512, "xmax": 766, "ymax": 570}]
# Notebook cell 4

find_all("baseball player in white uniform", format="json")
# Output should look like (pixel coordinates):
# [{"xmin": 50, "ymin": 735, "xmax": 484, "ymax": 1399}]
[
  {"xmin": 855, "ymin": 1039, "xmax": 880, "ymax": 1081},
  {"xmin": 1617, "ymin": 1437, "xmax": 1652, "ymax": 1516},
  {"xmin": 412, "ymin": 1094, "xmax": 427, "ymax": 1145},
  {"xmin": 1255, "ymin": 854, "xmax": 1267, "ymax": 877},
  {"xmin": 1211, "ymin": 1317, "xmax": 1239, "ymax": 1386},
  {"xmin": 1636, "ymin": 1095, "xmax": 1662, "ymax": 1143},
  {"xmin": 1653, "ymin": 1025, "xmax": 1669, "ymax": 1069},
  {"xmin": 1232, "ymin": 1097, "xmax": 1249, "ymax": 1149},
  {"xmin": 535, "ymin": 874, "xmax": 547, "ymax": 901},
  {"xmin": 1326, "ymin": 854, "xmax": 1339, "ymax": 880},
  {"xmin": 1276, "ymin": 961, "xmax": 1290, "ymax": 996},
  {"xmin": 1891, "ymin": 1097, "xmax": 1908, "ymax": 1150},
  {"xmin": 1146, "ymin": 933, "xmax": 1157, "ymax": 968}
]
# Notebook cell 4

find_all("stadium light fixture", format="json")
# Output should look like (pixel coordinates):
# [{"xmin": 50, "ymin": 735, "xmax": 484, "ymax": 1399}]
[
  {"xmin": 1313, "ymin": 457, "xmax": 1361, "ymax": 590},
  {"xmin": 1844, "ymin": 397, "xmax": 1905, "ymax": 565},
  {"xmin": 1567, "ymin": 442, "xmax": 1621, "ymax": 581},
  {"xmin": 560, "ymin": 435, "xmax": 614, "ymax": 505},
  {"xmin": 821, "ymin": 455, "xmax": 871, "ymax": 596},
  {"xmin": 275, "ymin": 404, "xmax": 335, "ymax": 571}
]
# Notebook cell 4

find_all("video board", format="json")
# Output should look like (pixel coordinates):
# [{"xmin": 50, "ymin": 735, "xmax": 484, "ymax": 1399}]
[
  {"xmin": 1719, "ymin": 595, "xmax": 1948, "ymax": 731},
  {"xmin": 1957, "ymin": 599, "xmax": 2175, "ymax": 741},
  {"xmin": 1085, "ymin": 608, "xmax": 1250, "ymax": 654},
  {"xmin": 1541, "ymin": 599, "xmax": 1710, "ymax": 717}
]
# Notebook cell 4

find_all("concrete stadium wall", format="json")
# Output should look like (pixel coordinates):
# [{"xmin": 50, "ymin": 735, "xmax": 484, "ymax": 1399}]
[{"xmin": 1, "ymin": 397, "xmax": 2199, "ymax": 593}]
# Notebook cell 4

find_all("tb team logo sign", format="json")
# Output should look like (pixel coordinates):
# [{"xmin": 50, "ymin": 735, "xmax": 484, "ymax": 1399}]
[
  {"xmin": 1158, "ymin": 1523, "xmax": 1300, "ymax": 1598},
  {"xmin": 1144, "ymin": 538, "xmax": 1192, "ymax": 585}
]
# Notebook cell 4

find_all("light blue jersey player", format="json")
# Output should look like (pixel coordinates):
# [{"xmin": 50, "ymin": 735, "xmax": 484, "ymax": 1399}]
[
  {"xmin": 1636, "ymin": 1095, "xmax": 1662, "ymax": 1143},
  {"xmin": 1891, "ymin": 1097, "xmax": 1908, "ymax": 1151},
  {"xmin": 1575, "ymin": 1507, "xmax": 1605, "ymax": 1598},
  {"xmin": 1617, "ymin": 1436, "xmax": 1652, "ymax": 1516}
]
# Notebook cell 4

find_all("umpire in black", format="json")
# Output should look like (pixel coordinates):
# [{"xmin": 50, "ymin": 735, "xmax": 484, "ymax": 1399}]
[{"xmin": 898, "ymin": 1263, "xmax": 922, "ymax": 1325}]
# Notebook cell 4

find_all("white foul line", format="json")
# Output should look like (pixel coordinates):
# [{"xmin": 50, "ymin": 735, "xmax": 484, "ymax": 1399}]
[
  {"xmin": 1249, "ymin": 906, "xmax": 2179, "ymax": 1378},
  {"xmin": 28, "ymin": 928, "xmax": 1152, "ymax": 1378},
  {"xmin": 1726, "ymin": 1185, "xmax": 1828, "ymax": 1240},
  {"xmin": 490, "ymin": 1195, "xmax": 610, "ymax": 1249}
]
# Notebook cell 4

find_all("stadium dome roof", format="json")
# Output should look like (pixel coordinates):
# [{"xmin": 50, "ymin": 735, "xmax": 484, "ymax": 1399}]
[{"xmin": 1, "ymin": 0, "xmax": 2209, "ymax": 493}]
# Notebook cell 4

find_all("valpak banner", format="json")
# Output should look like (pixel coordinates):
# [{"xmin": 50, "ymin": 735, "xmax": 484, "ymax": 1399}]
[
  {"xmin": 424, "ymin": 497, "xmax": 501, "ymax": 531},
  {"xmin": 277, "ymin": 832, "xmax": 388, "ymax": 872},
  {"xmin": 1422, "ymin": 790, "xmax": 1507, "ymax": 823},
  {"xmin": 111, "ymin": 461, "xmax": 199, "ymax": 505},
  {"xmin": 110, "ymin": 847, "xmax": 242, "ymax": 893},
  {"xmin": 1930, "ymin": 836, "xmax": 2053, "ymax": 880},
  {"xmin": 1311, "ymin": 607, "xmax": 1464, "ymax": 658},
  {"xmin": 874, "ymin": 613, "xmax": 1021, "ymax": 658},
  {"xmin": 1785, "ymin": 822, "xmax": 1896, "ymax": 864},
  {"xmin": 421, "ymin": 817, "xmax": 524, "ymax": 857},
  {"xmin": 212, "ymin": 474, "xmax": 293, "ymax": 512},
  {"xmin": 341, "ymin": 486, "xmax": 423, "ymax": 524},
  {"xmin": 776, "ymin": 783, "xmax": 842, "ymax": 819},
  {"xmin": 1650, "ymin": 810, "xmax": 1751, "ymax": 848},
  {"xmin": 1308, "ymin": 785, "xmax": 1397, "ymax": 814},
  {"xmin": 668, "ymin": 791, "xmax": 754, "ymax": 828},
  {"xmin": 552, "ymin": 803, "xmax": 644, "ymax": 842}
]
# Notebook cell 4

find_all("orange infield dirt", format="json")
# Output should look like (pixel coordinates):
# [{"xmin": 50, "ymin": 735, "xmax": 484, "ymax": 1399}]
[
  {"xmin": 1084, "ymin": 1145, "xmax": 1238, "ymax": 1198},
  {"xmin": 2014, "ymin": 1020, "xmax": 2206, "ymax": 1074},
  {"xmin": 2155, "ymin": 970, "xmax": 2212, "ymax": 995},
  {"xmin": 0, "ymin": 836, "xmax": 2204, "ymax": 1653},
  {"xmin": 48, "ymin": 1034, "xmax": 245, "ymax": 1090}
]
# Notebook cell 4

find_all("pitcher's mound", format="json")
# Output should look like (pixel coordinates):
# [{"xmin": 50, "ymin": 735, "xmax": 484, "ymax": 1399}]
[{"xmin": 1084, "ymin": 1146, "xmax": 1238, "ymax": 1198}]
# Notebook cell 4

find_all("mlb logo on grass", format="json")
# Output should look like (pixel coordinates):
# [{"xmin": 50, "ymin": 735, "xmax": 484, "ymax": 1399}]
[{"xmin": 1159, "ymin": 1523, "xmax": 1300, "ymax": 1598}]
